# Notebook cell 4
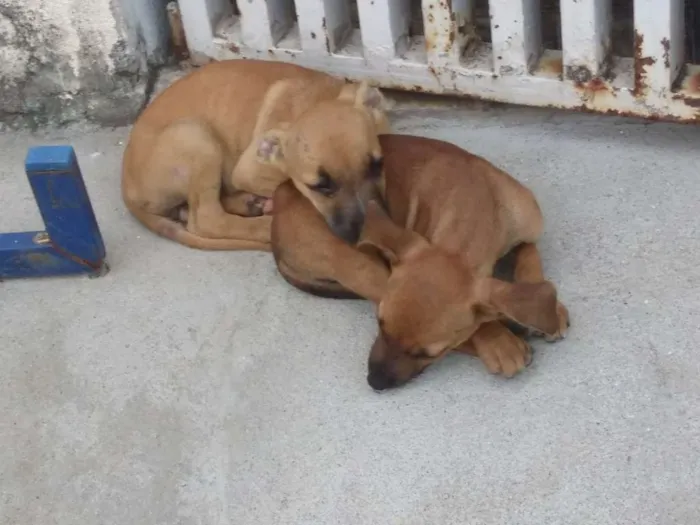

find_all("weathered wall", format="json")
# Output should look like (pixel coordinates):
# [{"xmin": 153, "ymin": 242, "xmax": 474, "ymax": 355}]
[{"xmin": 0, "ymin": 0, "xmax": 171, "ymax": 130}]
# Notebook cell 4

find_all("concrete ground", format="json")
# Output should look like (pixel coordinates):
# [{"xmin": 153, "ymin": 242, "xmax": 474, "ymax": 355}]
[{"xmin": 1, "ymin": 99, "xmax": 699, "ymax": 525}]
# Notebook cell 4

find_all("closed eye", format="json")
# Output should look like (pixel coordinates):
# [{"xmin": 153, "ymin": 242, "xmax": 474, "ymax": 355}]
[
  {"xmin": 367, "ymin": 156, "xmax": 384, "ymax": 179},
  {"xmin": 308, "ymin": 169, "xmax": 338, "ymax": 196}
]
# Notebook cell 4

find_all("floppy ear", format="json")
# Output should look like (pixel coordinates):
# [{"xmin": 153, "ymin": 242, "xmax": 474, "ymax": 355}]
[
  {"xmin": 255, "ymin": 129, "xmax": 288, "ymax": 169},
  {"xmin": 356, "ymin": 200, "xmax": 429, "ymax": 266},
  {"xmin": 481, "ymin": 278, "xmax": 560, "ymax": 336},
  {"xmin": 338, "ymin": 81, "xmax": 391, "ymax": 113}
]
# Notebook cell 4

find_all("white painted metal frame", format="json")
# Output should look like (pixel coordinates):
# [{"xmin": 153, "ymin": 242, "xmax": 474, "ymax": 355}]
[
  {"xmin": 178, "ymin": 0, "xmax": 700, "ymax": 122},
  {"xmin": 560, "ymin": 0, "xmax": 611, "ymax": 81}
]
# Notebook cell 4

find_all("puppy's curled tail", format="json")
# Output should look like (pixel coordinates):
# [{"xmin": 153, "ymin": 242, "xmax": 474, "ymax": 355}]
[{"xmin": 125, "ymin": 201, "xmax": 272, "ymax": 252}]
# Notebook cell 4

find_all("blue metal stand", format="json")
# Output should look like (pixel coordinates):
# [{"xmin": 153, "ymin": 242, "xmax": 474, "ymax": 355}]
[{"xmin": 0, "ymin": 145, "xmax": 108, "ymax": 280}]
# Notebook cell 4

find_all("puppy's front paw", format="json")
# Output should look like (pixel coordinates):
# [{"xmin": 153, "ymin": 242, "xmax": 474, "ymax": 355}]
[
  {"xmin": 478, "ymin": 336, "xmax": 532, "ymax": 379},
  {"xmin": 245, "ymin": 195, "xmax": 273, "ymax": 217}
]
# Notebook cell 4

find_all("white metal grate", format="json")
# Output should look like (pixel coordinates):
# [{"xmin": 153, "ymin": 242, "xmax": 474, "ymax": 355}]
[{"xmin": 177, "ymin": 0, "xmax": 700, "ymax": 122}]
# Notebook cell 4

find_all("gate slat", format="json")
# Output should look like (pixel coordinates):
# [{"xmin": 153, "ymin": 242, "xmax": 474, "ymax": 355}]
[
  {"xmin": 489, "ymin": 0, "xmax": 543, "ymax": 76},
  {"xmin": 239, "ymin": 0, "xmax": 296, "ymax": 49},
  {"xmin": 423, "ymin": 0, "xmax": 477, "ymax": 67},
  {"xmin": 561, "ymin": 0, "xmax": 612, "ymax": 81},
  {"xmin": 451, "ymin": 0, "xmax": 477, "ymax": 60},
  {"xmin": 356, "ymin": 0, "xmax": 411, "ymax": 61},
  {"xmin": 178, "ymin": 0, "xmax": 233, "ymax": 60},
  {"xmin": 633, "ymin": 0, "xmax": 685, "ymax": 94},
  {"xmin": 297, "ymin": 0, "xmax": 352, "ymax": 53}
]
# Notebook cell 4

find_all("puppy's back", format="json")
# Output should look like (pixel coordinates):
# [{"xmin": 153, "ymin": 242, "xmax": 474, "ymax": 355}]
[
  {"xmin": 379, "ymin": 133, "xmax": 498, "ymax": 223},
  {"xmin": 137, "ymin": 60, "xmax": 338, "ymax": 134},
  {"xmin": 379, "ymin": 134, "xmax": 542, "ymax": 259}
]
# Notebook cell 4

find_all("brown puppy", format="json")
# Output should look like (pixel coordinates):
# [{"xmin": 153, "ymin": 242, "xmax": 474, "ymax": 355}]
[
  {"xmin": 121, "ymin": 59, "xmax": 390, "ymax": 251},
  {"xmin": 271, "ymin": 134, "xmax": 569, "ymax": 390}
]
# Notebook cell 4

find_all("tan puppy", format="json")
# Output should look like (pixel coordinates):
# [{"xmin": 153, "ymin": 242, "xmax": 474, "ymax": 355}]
[
  {"xmin": 121, "ymin": 59, "xmax": 390, "ymax": 250},
  {"xmin": 270, "ymin": 134, "xmax": 570, "ymax": 390}
]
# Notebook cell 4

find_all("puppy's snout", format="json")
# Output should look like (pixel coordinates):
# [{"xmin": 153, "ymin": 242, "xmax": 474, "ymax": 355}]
[
  {"xmin": 329, "ymin": 207, "xmax": 365, "ymax": 245},
  {"xmin": 367, "ymin": 362, "xmax": 398, "ymax": 391}
]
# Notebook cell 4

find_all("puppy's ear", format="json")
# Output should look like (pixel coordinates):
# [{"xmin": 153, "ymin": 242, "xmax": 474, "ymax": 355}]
[
  {"xmin": 338, "ymin": 81, "xmax": 392, "ymax": 113},
  {"xmin": 356, "ymin": 81, "xmax": 390, "ymax": 112},
  {"xmin": 357, "ymin": 200, "xmax": 429, "ymax": 266},
  {"xmin": 480, "ymin": 278, "xmax": 560, "ymax": 336},
  {"xmin": 256, "ymin": 129, "xmax": 288, "ymax": 168}
]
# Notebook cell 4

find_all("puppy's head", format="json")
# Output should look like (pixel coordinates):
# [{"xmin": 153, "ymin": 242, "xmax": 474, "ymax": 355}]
[
  {"xmin": 256, "ymin": 82, "xmax": 390, "ymax": 244},
  {"xmin": 358, "ymin": 202, "xmax": 561, "ymax": 391}
]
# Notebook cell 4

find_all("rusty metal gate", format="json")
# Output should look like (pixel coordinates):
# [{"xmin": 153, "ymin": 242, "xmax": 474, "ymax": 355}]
[{"xmin": 176, "ymin": 0, "xmax": 700, "ymax": 122}]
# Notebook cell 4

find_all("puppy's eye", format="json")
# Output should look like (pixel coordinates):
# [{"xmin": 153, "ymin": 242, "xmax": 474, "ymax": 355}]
[
  {"xmin": 308, "ymin": 169, "xmax": 338, "ymax": 196},
  {"xmin": 410, "ymin": 348, "xmax": 431, "ymax": 359},
  {"xmin": 367, "ymin": 156, "xmax": 384, "ymax": 179}
]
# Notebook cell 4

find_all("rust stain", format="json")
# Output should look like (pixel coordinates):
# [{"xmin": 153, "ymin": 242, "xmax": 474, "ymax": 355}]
[
  {"xmin": 687, "ymin": 72, "xmax": 700, "ymax": 93},
  {"xmin": 574, "ymin": 77, "xmax": 611, "ymax": 96},
  {"xmin": 49, "ymin": 241, "xmax": 103, "ymax": 271},
  {"xmin": 603, "ymin": 108, "xmax": 652, "ymax": 120},
  {"xmin": 574, "ymin": 82, "xmax": 618, "ymax": 112},
  {"xmin": 166, "ymin": 1, "xmax": 190, "ymax": 61},
  {"xmin": 228, "ymin": 43, "xmax": 240, "ymax": 54},
  {"xmin": 544, "ymin": 98, "xmax": 700, "ymax": 124},
  {"xmin": 539, "ymin": 55, "xmax": 563, "ymax": 76},
  {"xmin": 633, "ymin": 31, "xmax": 656, "ymax": 96},
  {"xmin": 588, "ymin": 77, "xmax": 609, "ymax": 93},
  {"xmin": 549, "ymin": 103, "xmax": 653, "ymax": 122},
  {"xmin": 672, "ymin": 69, "xmax": 700, "ymax": 108},
  {"xmin": 425, "ymin": 30, "xmax": 437, "ymax": 53}
]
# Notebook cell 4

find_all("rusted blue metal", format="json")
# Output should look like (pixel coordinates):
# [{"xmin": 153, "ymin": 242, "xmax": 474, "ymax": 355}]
[{"xmin": 0, "ymin": 145, "xmax": 108, "ymax": 280}]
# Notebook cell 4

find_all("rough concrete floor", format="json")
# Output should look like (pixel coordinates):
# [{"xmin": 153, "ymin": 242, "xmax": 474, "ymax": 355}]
[{"xmin": 1, "ymin": 100, "xmax": 699, "ymax": 525}]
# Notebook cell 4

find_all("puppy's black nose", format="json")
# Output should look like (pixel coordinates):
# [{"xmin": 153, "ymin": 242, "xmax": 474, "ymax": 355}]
[
  {"xmin": 367, "ymin": 364, "xmax": 398, "ymax": 390},
  {"xmin": 330, "ymin": 210, "xmax": 365, "ymax": 245},
  {"xmin": 367, "ymin": 374, "xmax": 391, "ymax": 390}
]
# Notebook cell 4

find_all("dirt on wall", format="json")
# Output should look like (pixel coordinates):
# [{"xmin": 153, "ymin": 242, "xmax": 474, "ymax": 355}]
[{"xmin": 0, "ymin": 0, "xmax": 153, "ymax": 130}]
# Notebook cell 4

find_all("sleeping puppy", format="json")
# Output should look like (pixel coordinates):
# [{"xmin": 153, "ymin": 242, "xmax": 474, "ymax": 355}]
[
  {"xmin": 268, "ymin": 134, "xmax": 569, "ymax": 390},
  {"xmin": 121, "ymin": 59, "xmax": 390, "ymax": 250}
]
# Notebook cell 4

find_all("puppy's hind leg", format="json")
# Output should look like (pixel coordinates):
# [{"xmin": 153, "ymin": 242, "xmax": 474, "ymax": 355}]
[
  {"xmin": 156, "ymin": 120, "xmax": 272, "ymax": 244},
  {"xmin": 180, "ymin": 192, "xmax": 271, "ymax": 221},
  {"xmin": 221, "ymin": 191, "xmax": 274, "ymax": 217}
]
